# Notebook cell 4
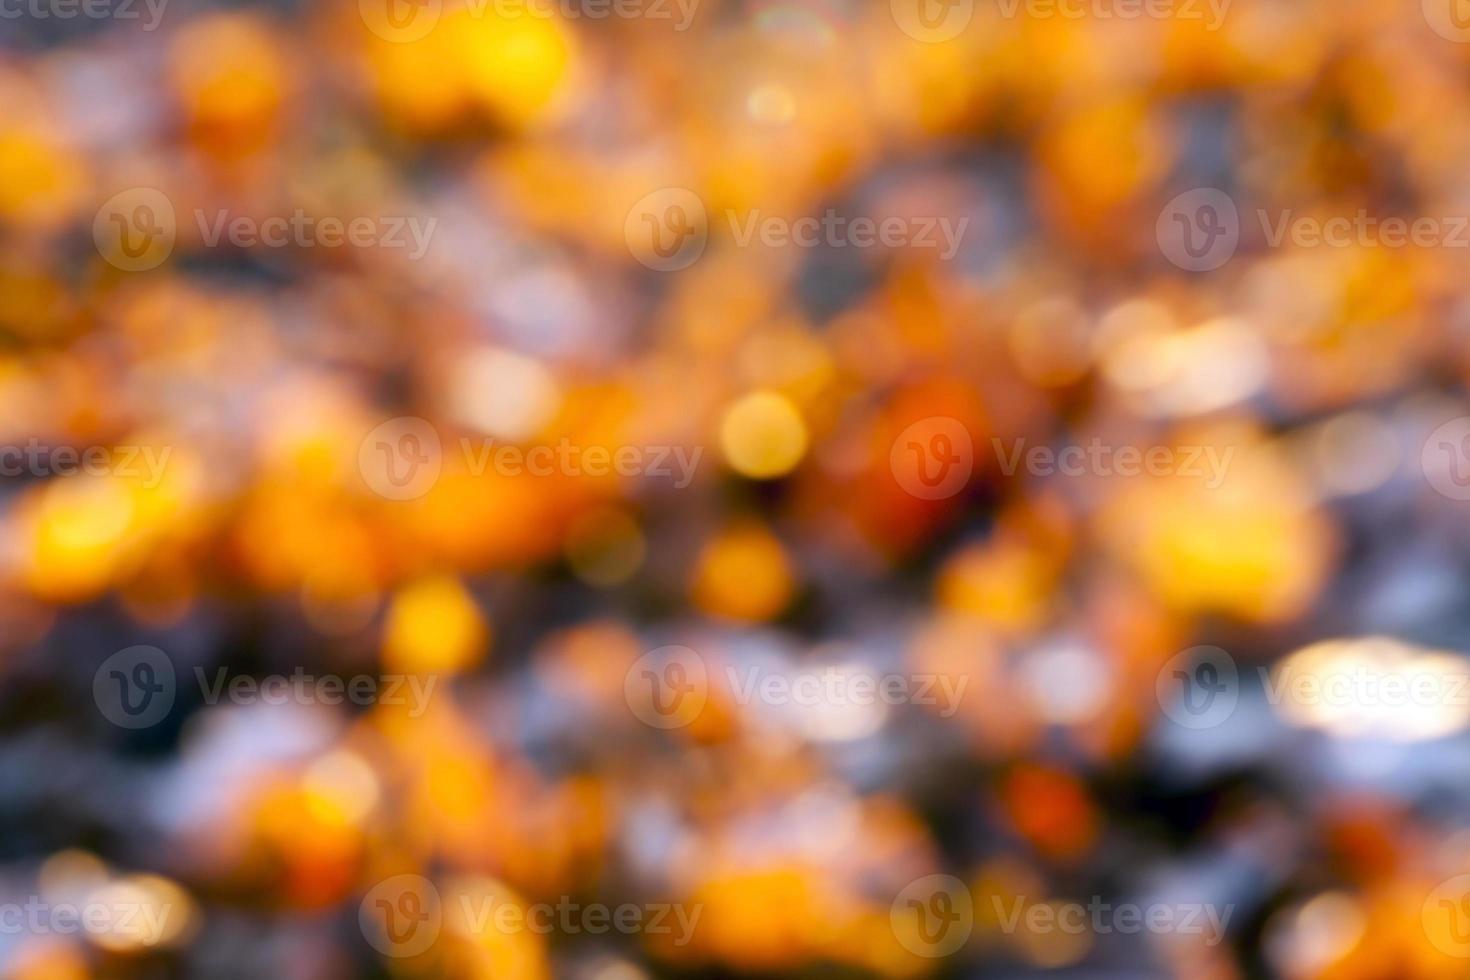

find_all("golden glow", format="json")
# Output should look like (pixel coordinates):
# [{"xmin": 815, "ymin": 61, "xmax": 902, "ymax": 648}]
[
  {"xmin": 720, "ymin": 391, "xmax": 808, "ymax": 480},
  {"xmin": 383, "ymin": 574, "xmax": 489, "ymax": 674},
  {"xmin": 302, "ymin": 750, "xmax": 381, "ymax": 826},
  {"xmin": 692, "ymin": 523, "xmax": 796, "ymax": 622},
  {"xmin": 0, "ymin": 128, "xmax": 86, "ymax": 230}
]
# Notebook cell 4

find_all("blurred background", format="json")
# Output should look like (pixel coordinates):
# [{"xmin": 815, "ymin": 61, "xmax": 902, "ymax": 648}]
[{"xmin": 7, "ymin": 0, "xmax": 1470, "ymax": 976}]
